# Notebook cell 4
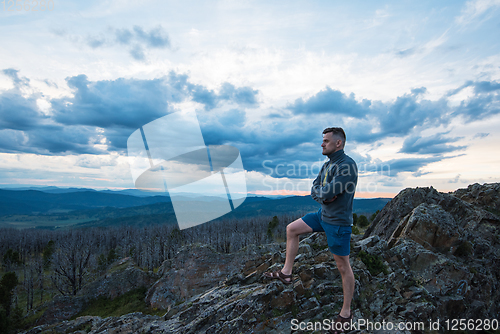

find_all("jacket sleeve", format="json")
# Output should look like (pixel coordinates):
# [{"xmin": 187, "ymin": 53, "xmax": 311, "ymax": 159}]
[
  {"xmin": 311, "ymin": 162, "xmax": 357, "ymax": 201},
  {"xmin": 310, "ymin": 173, "xmax": 323, "ymax": 203}
]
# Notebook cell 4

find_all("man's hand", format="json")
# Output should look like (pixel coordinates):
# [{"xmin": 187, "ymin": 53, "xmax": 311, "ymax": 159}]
[{"xmin": 323, "ymin": 195, "xmax": 337, "ymax": 204}]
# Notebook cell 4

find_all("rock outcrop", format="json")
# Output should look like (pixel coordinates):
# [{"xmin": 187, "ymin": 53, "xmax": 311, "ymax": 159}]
[
  {"xmin": 452, "ymin": 182, "xmax": 500, "ymax": 214},
  {"xmin": 33, "ymin": 257, "xmax": 157, "ymax": 326},
  {"xmin": 21, "ymin": 183, "xmax": 500, "ymax": 334}
]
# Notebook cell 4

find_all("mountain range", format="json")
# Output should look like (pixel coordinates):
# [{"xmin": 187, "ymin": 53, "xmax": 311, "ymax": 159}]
[{"xmin": 0, "ymin": 187, "xmax": 390, "ymax": 229}]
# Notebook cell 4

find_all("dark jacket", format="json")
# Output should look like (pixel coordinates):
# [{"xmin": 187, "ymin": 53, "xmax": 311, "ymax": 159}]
[{"xmin": 311, "ymin": 149, "xmax": 358, "ymax": 226}]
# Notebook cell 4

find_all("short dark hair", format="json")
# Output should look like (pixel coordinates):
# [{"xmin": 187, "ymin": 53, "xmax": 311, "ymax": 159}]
[{"xmin": 323, "ymin": 127, "xmax": 346, "ymax": 142}]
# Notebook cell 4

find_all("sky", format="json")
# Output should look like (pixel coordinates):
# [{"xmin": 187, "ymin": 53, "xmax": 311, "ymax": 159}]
[{"xmin": 1, "ymin": 0, "xmax": 500, "ymax": 198}]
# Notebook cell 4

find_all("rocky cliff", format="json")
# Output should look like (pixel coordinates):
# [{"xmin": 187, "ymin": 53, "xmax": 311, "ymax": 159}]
[{"xmin": 21, "ymin": 183, "xmax": 500, "ymax": 334}]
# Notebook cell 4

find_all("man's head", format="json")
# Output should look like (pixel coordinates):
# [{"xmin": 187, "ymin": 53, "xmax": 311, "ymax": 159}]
[{"xmin": 321, "ymin": 127, "xmax": 346, "ymax": 156}]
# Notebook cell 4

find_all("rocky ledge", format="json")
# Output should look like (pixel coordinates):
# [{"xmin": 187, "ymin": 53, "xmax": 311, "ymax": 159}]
[{"xmin": 21, "ymin": 183, "xmax": 500, "ymax": 334}]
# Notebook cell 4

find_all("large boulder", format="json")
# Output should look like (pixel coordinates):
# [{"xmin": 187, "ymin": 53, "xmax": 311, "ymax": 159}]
[
  {"xmin": 145, "ymin": 244, "xmax": 247, "ymax": 309},
  {"xmin": 452, "ymin": 182, "xmax": 500, "ymax": 214},
  {"xmin": 78, "ymin": 257, "xmax": 157, "ymax": 300},
  {"xmin": 365, "ymin": 186, "xmax": 499, "ymax": 242}
]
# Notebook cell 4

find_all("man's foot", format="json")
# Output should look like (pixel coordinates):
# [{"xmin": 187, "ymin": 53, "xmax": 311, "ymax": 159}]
[
  {"xmin": 263, "ymin": 269, "xmax": 293, "ymax": 284},
  {"xmin": 328, "ymin": 312, "xmax": 352, "ymax": 334}
]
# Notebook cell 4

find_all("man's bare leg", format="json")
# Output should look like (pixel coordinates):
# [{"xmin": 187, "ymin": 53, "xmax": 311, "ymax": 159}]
[
  {"xmin": 280, "ymin": 218, "xmax": 313, "ymax": 281},
  {"xmin": 333, "ymin": 254, "xmax": 354, "ymax": 318}
]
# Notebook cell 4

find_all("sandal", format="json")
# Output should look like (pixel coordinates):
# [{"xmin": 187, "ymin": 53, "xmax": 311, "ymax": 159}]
[
  {"xmin": 328, "ymin": 312, "xmax": 353, "ymax": 334},
  {"xmin": 263, "ymin": 269, "xmax": 293, "ymax": 285}
]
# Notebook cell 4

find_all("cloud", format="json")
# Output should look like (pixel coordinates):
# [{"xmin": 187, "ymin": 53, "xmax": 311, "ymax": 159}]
[
  {"xmin": 0, "ymin": 70, "xmax": 261, "ymax": 155},
  {"xmin": 473, "ymin": 132, "xmax": 489, "ymax": 139},
  {"xmin": 472, "ymin": 80, "xmax": 500, "ymax": 93},
  {"xmin": 168, "ymin": 73, "xmax": 259, "ymax": 110},
  {"xmin": 86, "ymin": 35, "xmax": 106, "ymax": 49},
  {"xmin": 287, "ymin": 86, "xmax": 370, "ymax": 117},
  {"xmin": 399, "ymin": 133, "xmax": 467, "ymax": 154},
  {"xmin": 219, "ymin": 83, "xmax": 259, "ymax": 106},
  {"xmin": 447, "ymin": 80, "xmax": 500, "ymax": 96},
  {"xmin": 129, "ymin": 45, "xmax": 146, "ymax": 61},
  {"xmin": 2, "ymin": 69, "xmax": 30, "ymax": 88},
  {"xmin": 0, "ymin": 91, "xmax": 46, "ymax": 131},
  {"xmin": 75, "ymin": 155, "xmax": 118, "ymax": 169},
  {"xmin": 455, "ymin": 0, "xmax": 500, "ymax": 26},
  {"xmin": 115, "ymin": 28, "xmax": 133, "ymax": 44},
  {"xmin": 132, "ymin": 26, "xmax": 170, "ymax": 48},
  {"xmin": 285, "ymin": 86, "xmax": 453, "ymax": 143},
  {"xmin": 453, "ymin": 92, "xmax": 500, "ymax": 121},
  {"xmin": 0, "ymin": 126, "xmax": 103, "ymax": 155},
  {"xmin": 0, "ymin": 69, "xmax": 46, "ymax": 131},
  {"xmin": 395, "ymin": 47, "xmax": 418, "ymax": 58},
  {"xmin": 376, "ymin": 156, "xmax": 447, "ymax": 177},
  {"xmin": 449, "ymin": 174, "xmax": 461, "ymax": 183},
  {"xmin": 51, "ymin": 74, "xmax": 173, "ymax": 129},
  {"xmin": 1, "ymin": 69, "xmax": 498, "ymax": 180},
  {"xmin": 377, "ymin": 88, "xmax": 450, "ymax": 137},
  {"xmin": 62, "ymin": 25, "xmax": 172, "ymax": 61}
]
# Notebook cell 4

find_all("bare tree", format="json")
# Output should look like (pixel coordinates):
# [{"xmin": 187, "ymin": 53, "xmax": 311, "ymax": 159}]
[{"xmin": 51, "ymin": 231, "xmax": 94, "ymax": 296}]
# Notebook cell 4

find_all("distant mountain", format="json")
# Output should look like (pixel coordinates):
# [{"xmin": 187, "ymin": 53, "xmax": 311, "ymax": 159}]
[
  {"xmin": 0, "ymin": 187, "xmax": 391, "ymax": 229},
  {"xmin": 0, "ymin": 189, "xmax": 172, "ymax": 215}
]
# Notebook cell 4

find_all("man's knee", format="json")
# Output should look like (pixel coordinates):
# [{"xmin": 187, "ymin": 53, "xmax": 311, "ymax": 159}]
[
  {"xmin": 286, "ymin": 222, "xmax": 298, "ymax": 237},
  {"xmin": 286, "ymin": 219, "xmax": 311, "ymax": 237},
  {"xmin": 334, "ymin": 255, "xmax": 352, "ymax": 275}
]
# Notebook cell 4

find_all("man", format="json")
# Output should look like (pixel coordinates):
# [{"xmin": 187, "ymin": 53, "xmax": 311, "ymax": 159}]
[{"xmin": 264, "ymin": 127, "xmax": 358, "ymax": 333}]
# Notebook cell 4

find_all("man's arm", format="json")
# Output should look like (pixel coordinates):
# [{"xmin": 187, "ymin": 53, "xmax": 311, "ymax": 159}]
[
  {"xmin": 311, "ymin": 162, "xmax": 357, "ymax": 201},
  {"xmin": 310, "ymin": 173, "xmax": 323, "ymax": 203}
]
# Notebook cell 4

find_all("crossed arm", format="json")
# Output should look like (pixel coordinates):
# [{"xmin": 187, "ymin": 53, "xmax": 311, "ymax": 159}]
[{"xmin": 311, "ymin": 162, "xmax": 356, "ymax": 204}]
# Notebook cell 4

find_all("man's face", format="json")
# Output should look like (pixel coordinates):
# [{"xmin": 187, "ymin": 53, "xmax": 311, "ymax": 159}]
[{"xmin": 321, "ymin": 132, "xmax": 341, "ymax": 155}]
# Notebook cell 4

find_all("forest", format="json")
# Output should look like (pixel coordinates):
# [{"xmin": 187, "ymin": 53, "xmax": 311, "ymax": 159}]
[{"xmin": 0, "ymin": 210, "xmax": 376, "ymax": 332}]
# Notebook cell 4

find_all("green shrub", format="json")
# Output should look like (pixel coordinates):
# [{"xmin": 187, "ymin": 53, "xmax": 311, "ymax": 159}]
[
  {"xmin": 352, "ymin": 226, "xmax": 360, "ymax": 235},
  {"xmin": 358, "ymin": 251, "xmax": 388, "ymax": 276},
  {"xmin": 455, "ymin": 241, "xmax": 473, "ymax": 257},
  {"xmin": 358, "ymin": 215, "xmax": 369, "ymax": 228},
  {"xmin": 74, "ymin": 287, "xmax": 163, "ymax": 318}
]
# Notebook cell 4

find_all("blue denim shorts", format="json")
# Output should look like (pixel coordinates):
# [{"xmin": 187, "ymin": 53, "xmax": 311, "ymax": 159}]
[{"xmin": 302, "ymin": 210, "xmax": 352, "ymax": 256}]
